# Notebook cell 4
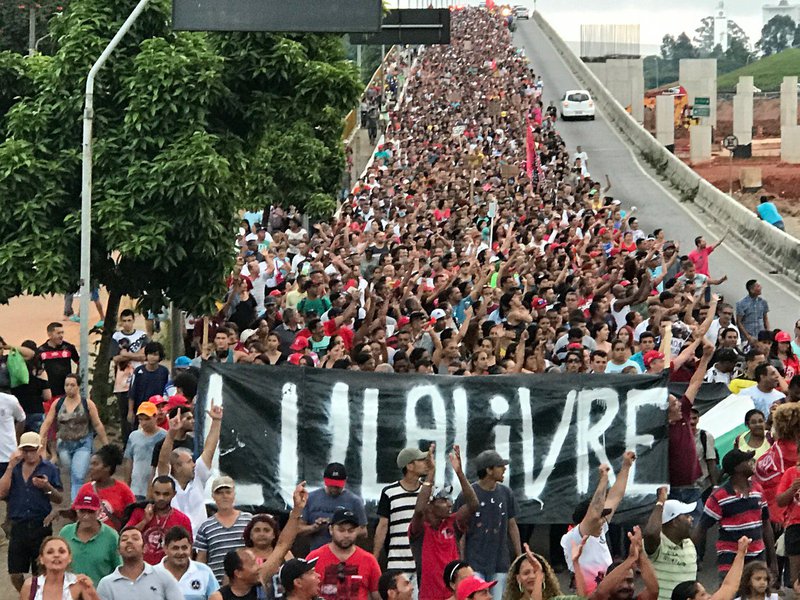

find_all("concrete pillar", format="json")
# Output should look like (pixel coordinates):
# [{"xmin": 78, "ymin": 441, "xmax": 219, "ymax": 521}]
[
  {"xmin": 782, "ymin": 125, "xmax": 800, "ymax": 164},
  {"xmin": 602, "ymin": 59, "xmax": 644, "ymax": 124},
  {"xmin": 780, "ymin": 76, "xmax": 798, "ymax": 128},
  {"xmin": 587, "ymin": 62, "xmax": 608, "ymax": 83},
  {"xmin": 735, "ymin": 76, "xmax": 754, "ymax": 95},
  {"xmin": 628, "ymin": 58, "xmax": 644, "ymax": 124},
  {"xmin": 655, "ymin": 95, "xmax": 675, "ymax": 150},
  {"xmin": 605, "ymin": 59, "xmax": 631, "ymax": 111},
  {"xmin": 679, "ymin": 58, "xmax": 717, "ymax": 127},
  {"xmin": 733, "ymin": 76, "xmax": 754, "ymax": 156},
  {"xmin": 689, "ymin": 125, "xmax": 712, "ymax": 162}
]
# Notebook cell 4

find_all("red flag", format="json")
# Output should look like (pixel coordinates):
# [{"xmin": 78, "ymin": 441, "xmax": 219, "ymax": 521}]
[
  {"xmin": 525, "ymin": 115, "xmax": 534, "ymax": 180},
  {"xmin": 486, "ymin": 0, "xmax": 495, "ymax": 9}
]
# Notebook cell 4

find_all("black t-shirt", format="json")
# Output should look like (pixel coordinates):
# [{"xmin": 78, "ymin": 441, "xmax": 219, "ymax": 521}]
[
  {"xmin": 11, "ymin": 375, "xmax": 49, "ymax": 414},
  {"xmin": 230, "ymin": 296, "xmax": 258, "ymax": 332},
  {"xmin": 36, "ymin": 341, "xmax": 79, "ymax": 396},
  {"xmin": 150, "ymin": 433, "xmax": 195, "ymax": 468},
  {"xmin": 220, "ymin": 584, "xmax": 260, "ymax": 600}
]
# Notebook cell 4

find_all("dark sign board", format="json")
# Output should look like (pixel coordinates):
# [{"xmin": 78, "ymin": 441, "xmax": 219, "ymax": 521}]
[
  {"xmin": 349, "ymin": 9, "xmax": 451, "ymax": 45},
  {"xmin": 173, "ymin": 0, "xmax": 383, "ymax": 33}
]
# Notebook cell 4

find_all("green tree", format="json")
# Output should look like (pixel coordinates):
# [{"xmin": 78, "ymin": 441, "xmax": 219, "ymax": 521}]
[
  {"xmin": 660, "ymin": 34, "xmax": 676, "ymax": 61},
  {"xmin": 0, "ymin": 1, "xmax": 67, "ymax": 54},
  {"xmin": 0, "ymin": 0, "xmax": 360, "ymax": 401},
  {"xmin": 673, "ymin": 33, "xmax": 698, "ymax": 60},
  {"xmin": 692, "ymin": 15, "xmax": 751, "ymax": 56},
  {"xmin": 757, "ymin": 14, "xmax": 796, "ymax": 56}
]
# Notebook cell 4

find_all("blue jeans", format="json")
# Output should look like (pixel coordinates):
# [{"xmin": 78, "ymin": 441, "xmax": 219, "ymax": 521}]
[
  {"xmin": 474, "ymin": 572, "xmax": 507, "ymax": 600},
  {"xmin": 57, "ymin": 434, "xmax": 93, "ymax": 501},
  {"xmin": 24, "ymin": 413, "xmax": 45, "ymax": 434}
]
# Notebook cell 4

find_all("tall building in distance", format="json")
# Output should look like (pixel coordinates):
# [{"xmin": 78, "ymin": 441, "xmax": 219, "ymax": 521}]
[
  {"xmin": 713, "ymin": 2, "xmax": 729, "ymax": 51},
  {"xmin": 763, "ymin": 0, "xmax": 800, "ymax": 25}
]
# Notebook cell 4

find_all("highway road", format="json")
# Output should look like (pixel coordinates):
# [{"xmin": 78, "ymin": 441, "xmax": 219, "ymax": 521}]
[{"xmin": 513, "ymin": 18, "xmax": 799, "ymax": 332}]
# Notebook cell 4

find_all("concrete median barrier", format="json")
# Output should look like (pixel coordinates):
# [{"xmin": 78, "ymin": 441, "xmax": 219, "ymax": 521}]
[{"xmin": 532, "ymin": 11, "xmax": 800, "ymax": 282}]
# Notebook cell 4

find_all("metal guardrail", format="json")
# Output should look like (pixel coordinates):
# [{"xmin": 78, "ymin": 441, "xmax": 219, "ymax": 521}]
[
  {"xmin": 342, "ymin": 46, "xmax": 397, "ymax": 140},
  {"xmin": 342, "ymin": 45, "xmax": 399, "ymax": 140}
]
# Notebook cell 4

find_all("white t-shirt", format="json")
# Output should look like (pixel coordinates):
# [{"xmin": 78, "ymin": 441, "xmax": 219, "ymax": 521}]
[
  {"xmin": 0, "ymin": 392, "xmax": 25, "ymax": 462},
  {"xmin": 740, "ymin": 386, "xmax": 785, "ymax": 418},
  {"xmin": 171, "ymin": 455, "xmax": 212, "ymax": 536},
  {"xmin": 605, "ymin": 360, "xmax": 643, "ymax": 374},
  {"xmin": 561, "ymin": 521, "xmax": 612, "ymax": 593}
]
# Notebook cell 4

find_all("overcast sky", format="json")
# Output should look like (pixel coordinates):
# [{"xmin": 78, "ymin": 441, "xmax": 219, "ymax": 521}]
[{"xmin": 394, "ymin": 0, "xmax": 772, "ymax": 52}]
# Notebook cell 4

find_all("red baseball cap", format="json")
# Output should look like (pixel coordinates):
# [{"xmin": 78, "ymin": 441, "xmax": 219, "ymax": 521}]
[
  {"xmin": 457, "ymin": 577, "xmax": 497, "ymax": 600},
  {"xmin": 167, "ymin": 394, "xmax": 190, "ymax": 410},
  {"xmin": 290, "ymin": 337, "xmax": 309, "ymax": 351},
  {"xmin": 775, "ymin": 331, "xmax": 791, "ymax": 343},
  {"xmin": 643, "ymin": 350, "xmax": 665, "ymax": 368},
  {"xmin": 72, "ymin": 492, "xmax": 101, "ymax": 512},
  {"xmin": 148, "ymin": 394, "xmax": 168, "ymax": 406}
]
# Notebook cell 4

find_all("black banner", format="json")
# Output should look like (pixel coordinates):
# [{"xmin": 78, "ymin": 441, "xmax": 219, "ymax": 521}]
[{"xmin": 196, "ymin": 364, "xmax": 669, "ymax": 524}]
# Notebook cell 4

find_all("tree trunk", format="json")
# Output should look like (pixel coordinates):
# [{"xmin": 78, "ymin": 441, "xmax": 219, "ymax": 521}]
[{"xmin": 91, "ymin": 286, "xmax": 121, "ymax": 425}]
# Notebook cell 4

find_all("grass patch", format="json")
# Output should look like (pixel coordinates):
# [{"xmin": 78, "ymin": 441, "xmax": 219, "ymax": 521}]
[{"xmin": 717, "ymin": 48, "xmax": 800, "ymax": 92}]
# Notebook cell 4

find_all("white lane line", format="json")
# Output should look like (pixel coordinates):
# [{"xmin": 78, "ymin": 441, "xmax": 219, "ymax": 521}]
[{"xmin": 525, "ymin": 21, "xmax": 800, "ymax": 303}]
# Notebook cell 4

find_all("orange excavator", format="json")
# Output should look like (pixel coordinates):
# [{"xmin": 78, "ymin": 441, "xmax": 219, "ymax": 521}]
[{"xmin": 641, "ymin": 85, "xmax": 691, "ymax": 127}]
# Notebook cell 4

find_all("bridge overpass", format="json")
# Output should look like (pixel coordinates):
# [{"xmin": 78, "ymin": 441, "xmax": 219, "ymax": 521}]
[{"xmin": 514, "ymin": 16, "xmax": 800, "ymax": 329}]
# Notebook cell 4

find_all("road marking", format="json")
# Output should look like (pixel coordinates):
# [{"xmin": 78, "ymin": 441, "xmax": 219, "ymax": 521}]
[{"xmin": 521, "ymin": 22, "xmax": 800, "ymax": 303}]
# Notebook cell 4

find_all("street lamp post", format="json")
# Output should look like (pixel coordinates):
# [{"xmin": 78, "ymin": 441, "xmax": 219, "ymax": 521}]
[{"xmin": 79, "ymin": 0, "xmax": 152, "ymax": 395}]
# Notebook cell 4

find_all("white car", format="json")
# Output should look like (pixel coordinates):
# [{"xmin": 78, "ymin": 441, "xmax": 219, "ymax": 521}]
[
  {"xmin": 514, "ymin": 6, "xmax": 530, "ymax": 18},
  {"xmin": 560, "ymin": 90, "xmax": 595, "ymax": 120}
]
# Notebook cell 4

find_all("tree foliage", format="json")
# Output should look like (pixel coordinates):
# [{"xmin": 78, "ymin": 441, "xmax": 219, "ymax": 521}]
[
  {"xmin": 692, "ymin": 15, "xmax": 750, "ymax": 56},
  {"xmin": 0, "ymin": 0, "xmax": 360, "ymax": 311},
  {"xmin": 0, "ymin": 2, "xmax": 67, "ymax": 54},
  {"xmin": 757, "ymin": 15, "xmax": 796, "ymax": 56}
]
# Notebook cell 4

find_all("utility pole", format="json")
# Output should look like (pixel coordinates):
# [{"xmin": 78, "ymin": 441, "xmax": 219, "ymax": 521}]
[
  {"xmin": 79, "ymin": 0, "xmax": 152, "ymax": 395},
  {"xmin": 28, "ymin": 7, "xmax": 36, "ymax": 56}
]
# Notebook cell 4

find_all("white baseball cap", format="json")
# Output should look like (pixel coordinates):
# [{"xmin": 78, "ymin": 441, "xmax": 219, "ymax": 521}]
[
  {"xmin": 662, "ymin": 499, "xmax": 696, "ymax": 524},
  {"xmin": 431, "ymin": 308, "xmax": 447, "ymax": 321}
]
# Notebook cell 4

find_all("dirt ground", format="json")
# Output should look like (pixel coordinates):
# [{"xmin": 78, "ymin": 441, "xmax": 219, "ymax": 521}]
[
  {"xmin": 689, "ymin": 157, "xmax": 800, "ymax": 238},
  {"xmin": 644, "ymin": 97, "xmax": 787, "ymax": 141}
]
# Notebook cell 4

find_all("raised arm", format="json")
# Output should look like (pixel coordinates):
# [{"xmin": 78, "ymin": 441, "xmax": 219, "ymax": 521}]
[
  {"xmin": 260, "ymin": 482, "xmax": 309, "ymax": 585},
  {"xmin": 643, "ymin": 486, "xmax": 667, "ymax": 555},
  {"xmin": 709, "ymin": 537, "xmax": 751, "ymax": 600},
  {"xmin": 580, "ymin": 464, "xmax": 610, "ymax": 537},
  {"xmin": 604, "ymin": 451, "xmax": 636, "ymax": 519},
  {"xmin": 685, "ymin": 340, "xmax": 715, "ymax": 404},
  {"xmin": 200, "ymin": 404, "xmax": 224, "ymax": 468},
  {"xmin": 451, "ymin": 445, "xmax": 479, "ymax": 523},
  {"xmin": 522, "ymin": 544, "xmax": 545, "ymax": 600},
  {"xmin": 409, "ymin": 444, "xmax": 435, "ymax": 535}
]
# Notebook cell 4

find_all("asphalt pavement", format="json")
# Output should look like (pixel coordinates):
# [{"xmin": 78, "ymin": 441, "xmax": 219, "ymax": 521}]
[{"xmin": 513, "ymin": 18, "xmax": 800, "ymax": 331}]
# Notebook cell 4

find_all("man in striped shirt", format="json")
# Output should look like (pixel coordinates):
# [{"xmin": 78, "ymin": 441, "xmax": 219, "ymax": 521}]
[
  {"xmin": 643, "ymin": 486, "xmax": 696, "ymax": 600},
  {"xmin": 194, "ymin": 475, "xmax": 253, "ymax": 583},
  {"xmin": 373, "ymin": 447, "xmax": 430, "ymax": 576},
  {"xmin": 694, "ymin": 449, "xmax": 777, "ymax": 578}
]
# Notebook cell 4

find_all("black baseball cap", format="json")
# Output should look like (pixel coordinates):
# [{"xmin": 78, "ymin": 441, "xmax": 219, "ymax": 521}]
[
  {"xmin": 279, "ymin": 557, "xmax": 318, "ymax": 591},
  {"xmin": 722, "ymin": 448, "xmax": 755, "ymax": 475},
  {"xmin": 330, "ymin": 507, "xmax": 359, "ymax": 526}
]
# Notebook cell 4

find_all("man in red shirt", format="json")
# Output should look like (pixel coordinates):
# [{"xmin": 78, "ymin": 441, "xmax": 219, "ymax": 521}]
[
  {"xmin": 668, "ymin": 341, "xmax": 715, "ymax": 513},
  {"xmin": 688, "ymin": 234, "xmax": 725, "ymax": 277},
  {"xmin": 126, "ymin": 475, "xmax": 192, "ymax": 564},
  {"xmin": 409, "ymin": 444, "xmax": 479, "ymax": 600},
  {"xmin": 307, "ymin": 507, "xmax": 382, "ymax": 600}
]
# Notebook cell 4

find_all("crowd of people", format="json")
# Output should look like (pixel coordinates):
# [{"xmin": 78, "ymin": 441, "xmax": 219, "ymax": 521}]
[{"xmin": 0, "ymin": 4, "xmax": 799, "ymax": 600}]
